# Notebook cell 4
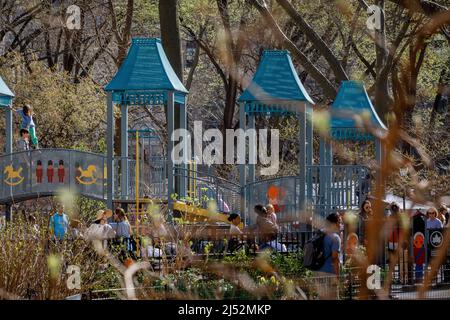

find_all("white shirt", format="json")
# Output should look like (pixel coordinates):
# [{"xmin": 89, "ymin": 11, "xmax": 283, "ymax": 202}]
[
  {"xmin": 86, "ymin": 223, "xmax": 116, "ymax": 241},
  {"xmin": 229, "ymin": 224, "xmax": 242, "ymax": 235}
]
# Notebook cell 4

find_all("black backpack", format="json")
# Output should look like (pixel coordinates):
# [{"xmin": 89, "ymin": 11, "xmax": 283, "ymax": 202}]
[{"xmin": 303, "ymin": 231, "xmax": 327, "ymax": 270}]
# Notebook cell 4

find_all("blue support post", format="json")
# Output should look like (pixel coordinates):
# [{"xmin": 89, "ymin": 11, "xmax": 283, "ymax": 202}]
[
  {"xmin": 298, "ymin": 102, "xmax": 306, "ymax": 212},
  {"xmin": 179, "ymin": 102, "xmax": 187, "ymax": 199},
  {"xmin": 319, "ymin": 137, "xmax": 327, "ymax": 218},
  {"xmin": 167, "ymin": 91, "xmax": 175, "ymax": 213},
  {"xmin": 248, "ymin": 113, "xmax": 256, "ymax": 223},
  {"xmin": 325, "ymin": 139, "xmax": 333, "ymax": 215},
  {"xmin": 120, "ymin": 104, "xmax": 129, "ymax": 201},
  {"xmin": 5, "ymin": 105, "xmax": 12, "ymax": 154},
  {"xmin": 106, "ymin": 92, "xmax": 114, "ymax": 209},
  {"xmin": 306, "ymin": 105, "xmax": 313, "ymax": 203},
  {"xmin": 239, "ymin": 102, "xmax": 247, "ymax": 221}
]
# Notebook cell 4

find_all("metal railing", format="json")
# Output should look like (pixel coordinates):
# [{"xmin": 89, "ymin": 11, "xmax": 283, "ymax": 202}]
[
  {"xmin": 0, "ymin": 148, "xmax": 106, "ymax": 203},
  {"xmin": 245, "ymin": 165, "xmax": 370, "ymax": 229}
]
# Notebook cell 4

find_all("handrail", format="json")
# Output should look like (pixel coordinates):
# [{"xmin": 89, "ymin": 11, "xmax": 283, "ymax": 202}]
[
  {"xmin": 174, "ymin": 166, "xmax": 240, "ymax": 189},
  {"xmin": 1, "ymin": 147, "xmax": 107, "ymax": 158}
]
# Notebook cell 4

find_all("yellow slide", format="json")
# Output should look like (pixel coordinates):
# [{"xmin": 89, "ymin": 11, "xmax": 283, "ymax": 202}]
[{"xmin": 173, "ymin": 201, "xmax": 244, "ymax": 229}]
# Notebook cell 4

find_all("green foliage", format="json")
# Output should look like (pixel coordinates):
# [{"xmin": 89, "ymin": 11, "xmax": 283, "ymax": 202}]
[
  {"xmin": 270, "ymin": 251, "xmax": 311, "ymax": 278},
  {"xmin": 0, "ymin": 54, "xmax": 106, "ymax": 152}
]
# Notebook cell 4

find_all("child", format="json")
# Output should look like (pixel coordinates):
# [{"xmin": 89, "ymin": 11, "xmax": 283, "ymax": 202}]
[
  {"xmin": 17, "ymin": 104, "xmax": 38, "ymax": 148},
  {"xmin": 266, "ymin": 204, "xmax": 277, "ymax": 225},
  {"xmin": 227, "ymin": 213, "xmax": 242, "ymax": 235}
]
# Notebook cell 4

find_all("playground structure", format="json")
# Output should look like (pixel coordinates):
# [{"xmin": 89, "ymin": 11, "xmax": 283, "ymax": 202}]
[{"xmin": 0, "ymin": 38, "xmax": 387, "ymax": 229}]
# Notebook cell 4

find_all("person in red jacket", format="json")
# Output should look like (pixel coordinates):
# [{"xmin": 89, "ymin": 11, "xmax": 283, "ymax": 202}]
[
  {"xmin": 47, "ymin": 160, "xmax": 54, "ymax": 183},
  {"xmin": 58, "ymin": 160, "xmax": 65, "ymax": 183}
]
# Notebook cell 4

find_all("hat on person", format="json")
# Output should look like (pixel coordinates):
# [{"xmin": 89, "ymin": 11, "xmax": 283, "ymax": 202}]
[
  {"xmin": 95, "ymin": 210, "xmax": 105, "ymax": 222},
  {"xmin": 439, "ymin": 204, "xmax": 448, "ymax": 212},
  {"xmin": 104, "ymin": 209, "xmax": 113, "ymax": 219}
]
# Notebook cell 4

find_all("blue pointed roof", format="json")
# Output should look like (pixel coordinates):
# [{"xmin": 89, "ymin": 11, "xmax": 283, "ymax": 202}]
[
  {"xmin": 330, "ymin": 81, "xmax": 387, "ymax": 140},
  {"xmin": 0, "ymin": 75, "xmax": 14, "ymax": 107},
  {"xmin": 238, "ymin": 50, "xmax": 314, "ymax": 112},
  {"xmin": 105, "ymin": 38, "xmax": 188, "ymax": 96}
]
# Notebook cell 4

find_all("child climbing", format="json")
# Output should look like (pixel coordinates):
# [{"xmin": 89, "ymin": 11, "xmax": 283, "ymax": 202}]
[{"xmin": 16, "ymin": 104, "xmax": 38, "ymax": 148}]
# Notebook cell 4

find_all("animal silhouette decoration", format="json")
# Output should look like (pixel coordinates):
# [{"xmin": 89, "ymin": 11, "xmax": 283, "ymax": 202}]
[
  {"xmin": 4, "ymin": 165, "xmax": 24, "ymax": 186},
  {"xmin": 75, "ymin": 165, "xmax": 98, "ymax": 185}
]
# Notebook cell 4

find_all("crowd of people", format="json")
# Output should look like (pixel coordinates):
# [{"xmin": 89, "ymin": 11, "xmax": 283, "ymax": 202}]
[
  {"xmin": 225, "ymin": 203, "xmax": 287, "ymax": 253},
  {"xmin": 16, "ymin": 195, "xmax": 450, "ymax": 280}
]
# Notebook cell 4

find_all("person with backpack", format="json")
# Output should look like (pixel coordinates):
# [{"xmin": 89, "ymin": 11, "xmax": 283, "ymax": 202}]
[{"xmin": 304, "ymin": 213, "xmax": 341, "ymax": 299}]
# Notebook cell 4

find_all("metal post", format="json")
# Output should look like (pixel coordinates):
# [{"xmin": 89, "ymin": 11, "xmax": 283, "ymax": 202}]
[
  {"xmin": 306, "ymin": 105, "xmax": 313, "ymax": 202},
  {"xmin": 375, "ymin": 138, "xmax": 385, "ymax": 196},
  {"xmin": 5, "ymin": 203, "xmax": 12, "ymax": 222},
  {"xmin": 5, "ymin": 105, "xmax": 12, "ymax": 154},
  {"xmin": 120, "ymin": 104, "xmax": 128, "ymax": 201},
  {"xmin": 298, "ymin": 102, "xmax": 306, "ymax": 211},
  {"xmin": 319, "ymin": 137, "xmax": 327, "ymax": 217},
  {"xmin": 248, "ymin": 113, "xmax": 256, "ymax": 221},
  {"xmin": 167, "ymin": 91, "xmax": 175, "ymax": 213},
  {"xmin": 248, "ymin": 114, "xmax": 256, "ymax": 184},
  {"xmin": 179, "ymin": 102, "xmax": 187, "ymax": 199},
  {"xmin": 375, "ymin": 138, "xmax": 382, "ymax": 165},
  {"xmin": 106, "ymin": 92, "xmax": 114, "ymax": 209},
  {"xmin": 239, "ymin": 102, "xmax": 247, "ymax": 221},
  {"xmin": 325, "ymin": 138, "xmax": 333, "ymax": 216}
]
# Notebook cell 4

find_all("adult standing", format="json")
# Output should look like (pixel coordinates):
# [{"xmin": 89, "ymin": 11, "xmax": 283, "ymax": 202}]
[
  {"xmin": 438, "ymin": 204, "xmax": 448, "ymax": 226},
  {"xmin": 49, "ymin": 204, "xmax": 69, "ymax": 240},
  {"xmin": 114, "ymin": 208, "xmax": 132, "ymax": 238},
  {"xmin": 85, "ymin": 210, "xmax": 116, "ymax": 251},
  {"xmin": 426, "ymin": 207, "xmax": 443, "ymax": 230},
  {"xmin": 315, "ymin": 213, "xmax": 342, "ymax": 300},
  {"xmin": 251, "ymin": 205, "xmax": 285, "ymax": 252}
]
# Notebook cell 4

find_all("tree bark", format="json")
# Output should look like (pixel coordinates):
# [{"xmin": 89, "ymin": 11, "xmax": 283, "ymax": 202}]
[
  {"xmin": 276, "ymin": 0, "xmax": 348, "ymax": 83},
  {"xmin": 373, "ymin": 0, "xmax": 391, "ymax": 121},
  {"xmin": 159, "ymin": 0, "xmax": 184, "ymax": 194},
  {"xmin": 251, "ymin": 0, "xmax": 337, "ymax": 100}
]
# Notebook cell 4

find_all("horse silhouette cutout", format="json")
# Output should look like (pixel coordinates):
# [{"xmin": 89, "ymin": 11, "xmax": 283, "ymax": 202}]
[
  {"xmin": 75, "ymin": 165, "xmax": 98, "ymax": 185},
  {"xmin": 4, "ymin": 165, "xmax": 24, "ymax": 186}
]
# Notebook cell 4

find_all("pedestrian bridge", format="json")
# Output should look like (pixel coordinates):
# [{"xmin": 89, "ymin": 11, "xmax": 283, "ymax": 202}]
[{"xmin": 0, "ymin": 149, "xmax": 109, "ymax": 204}]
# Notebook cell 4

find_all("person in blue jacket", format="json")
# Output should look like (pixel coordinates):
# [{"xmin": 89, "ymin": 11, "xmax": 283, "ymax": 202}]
[{"xmin": 49, "ymin": 204, "xmax": 69, "ymax": 240}]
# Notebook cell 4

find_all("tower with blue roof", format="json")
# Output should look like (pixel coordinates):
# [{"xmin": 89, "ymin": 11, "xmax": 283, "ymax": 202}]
[
  {"xmin": 105, "ymin": 38, "xmax": 188, "ymax": 210},
  {"xmin": 238, "ymin": 50, "xmax": 315, "ymax": 223}
]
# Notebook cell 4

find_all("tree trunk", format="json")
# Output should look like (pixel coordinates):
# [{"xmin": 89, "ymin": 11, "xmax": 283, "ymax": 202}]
[
  {"xmin": 159, "ymin": 0, "xmax": 184, "ymax": 194},
  {"xmin": 276, "ymin": 0, "xmax": 348, "ymax": 83},
  {"xmin": 159, "ymin": 0, "xmax": 183, "ymax": 125},
  {"xmin": 374, "ymin": 0, "xmax": 391, "ymax": 121}
]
